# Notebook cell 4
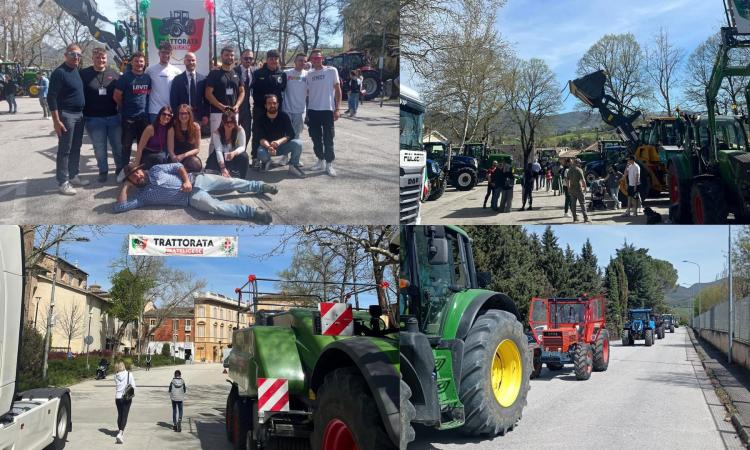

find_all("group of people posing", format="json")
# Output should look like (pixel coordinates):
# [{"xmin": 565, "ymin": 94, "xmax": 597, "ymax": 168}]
[
  {"xmin": 43, "ymin": 42, "xmax": 349, "ymax": 221},
  {"xmin": 482, "ymin": 155, "xmax": 643, "ymax": 223}
]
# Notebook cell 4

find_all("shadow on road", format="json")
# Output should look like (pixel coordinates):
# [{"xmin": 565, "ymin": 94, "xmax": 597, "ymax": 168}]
[
  {"xmin": 411, "ymin": 424, "xmax": 492, "ymax": 449},
  {"xmin": 98, "ymin": 427, "xmax": 119, "ymax": 437}
]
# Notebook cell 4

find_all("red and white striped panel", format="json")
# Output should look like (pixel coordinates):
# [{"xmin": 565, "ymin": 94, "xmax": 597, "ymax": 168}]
[
  {"xmin": 319, "ymin": 302, "xmax": 354, "ymax": 336},
  {"xmin": 257, "ymin": 378, "xmax": 289, "ymax": 413}
]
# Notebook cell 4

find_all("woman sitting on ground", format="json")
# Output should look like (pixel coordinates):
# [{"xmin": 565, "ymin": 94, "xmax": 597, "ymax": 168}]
[
  {"xmin": 206, "ymin": 111, "xmax": 249, "ymax": 179},
  {"xmin": 133, "ymin": 106, "xmax": 173, "ymax": 169},
  {"xmin": 168, "ymin": 104, "xmax": 203, "ymax": 173}
]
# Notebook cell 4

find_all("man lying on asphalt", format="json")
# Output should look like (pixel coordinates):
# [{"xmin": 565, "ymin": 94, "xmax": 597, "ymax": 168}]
[{"xmin": 114, "ymin": 163, "xmax": 277, "ymax": 223}]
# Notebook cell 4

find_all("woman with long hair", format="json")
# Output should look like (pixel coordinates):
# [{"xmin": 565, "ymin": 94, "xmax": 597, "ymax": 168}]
[
  {"xmin": 113, "ymin": 361, "xmax": 136, "ymax": 444},
  {"xmin": 206, "ymin": 110, "xmax": 249, "ymax": 178},
  {"xmin": 168, "ymin": 104, "xmax": 203, "ymax": 172},
  {"xmin": 133, "ymin": 106, "xmax": 173, "ymax": 169}
]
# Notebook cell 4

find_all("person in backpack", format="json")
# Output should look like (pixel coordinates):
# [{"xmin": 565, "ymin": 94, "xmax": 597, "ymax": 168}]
[
  {"xmin": 169, "ymin": 369, "xmax": 187, "ymax": 432},
  {"xmin": 114, "ymin": 361, "xmax": 136, "ymax": 444}
]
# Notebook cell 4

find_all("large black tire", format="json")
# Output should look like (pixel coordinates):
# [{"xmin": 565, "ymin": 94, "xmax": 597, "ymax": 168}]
[
  {"xmin": 690, "ymin": 180, "xmax": 728, "ymax": 224},
  {"xmin": 226, "ymin": 389, "xmax": 236, "ymax": 442},
  {"xmin": 427, "ymin": 176, "xmax": 446, "ymax": 201},
  {"xmin": 530, "ymin": 350, "xmax": 542, "ymax": 379},
  {"xmin": 670, "ymin": 325, "xmax": 675, "ymax": 333},
  {"xmin": 667, "ymin": 162, "xmax": 691, "ymax": 223},
  {"xmin": 47, "ymin": 394, "xmax": 70, "ymax": 450},
  {"xmin": 454, "ymin": 167, "xmax": 477, "ymax": 191},
  {"xmin": 311, "ymin": 368, "xmax": 393, "ymax": 450},
  {"xmin": 400, "ymin": 380, "xmax": 416, "ymax": 450},
  {"xmin": 361, "ymin": 72, "xmax": 381, "ymax": 100},
  {"xmin": 459, "ymin": 310, "xmax": 530, "ymax": 436},
  {"xmin": 231, "ymin": 398, "xmax": 252, "ymax": 450},
  {"xmin": 593, "ymin": 330, "xmax": 610, "ymax": 372},
  {"xmin": 546, "ymin": 362, "xmax": 563, "ymax": 371},
  {"xmin": 645, "ymin": 329, "xmax": 654, "ymax": 347},
  {"xmin": 621, "ymin": 330, "xmax": 629, "ymax": 346},
  {"xmin": 573, "ymin": 344, "xmax": 593, "ymax": 381}
]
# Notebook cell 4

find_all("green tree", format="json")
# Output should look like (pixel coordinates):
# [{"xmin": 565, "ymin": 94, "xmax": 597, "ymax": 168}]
[
  {"xmin": 109, "ymin": 268, "xmax": 156, "ymax": 356},
  {"xmin": 574, "ymin": 239, "xmax": 602, "ymax": 296},
  {"xmin": 560, "ymin": 244, "xmax": 577, "ymax": 296},
  {"xmin": 539, "ymin": 226, "xmax": 566, "ymax": 294}
]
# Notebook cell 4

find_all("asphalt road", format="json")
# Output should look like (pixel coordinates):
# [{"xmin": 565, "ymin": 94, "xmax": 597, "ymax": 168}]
[
  {"xmin": 409, "ymin": 327, "xmax": 744, "ymax": 450},
  {"xmin": 64, "ymin": 362, "xmax": 233, "ymax": 449},
  {"xmin": 420, "ymin": 181, "xmax": 674, "ymax": 225},
  {"xmin": 0, "ymin": 97, "xmax": 397, "ymax": 224}
]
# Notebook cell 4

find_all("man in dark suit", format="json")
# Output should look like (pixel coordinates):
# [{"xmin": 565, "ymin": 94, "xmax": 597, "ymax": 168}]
[
  {"xmin": 170, "ymin": 52, "xmax": 208, "ymax": 126},
  {"xmin": 234, "ymin": 49, "xmax": 255, "ymax": 161}
]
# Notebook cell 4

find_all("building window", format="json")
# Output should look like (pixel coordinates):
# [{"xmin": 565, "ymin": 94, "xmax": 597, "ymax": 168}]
[
  {"xmin": 197, "ymin": 306, "xmax": 204, "ymax": 317},
  {"xmin": 185, "ymin": 333, "xmax": 191, "ymax": 342},
  {"xmin": 213, "ymin": 323, "xmax": 218, "ymax": 338},
  {"xmin": 197, "ymin": 325, "xmax": 204, "ymax": 338},
  {"xmin": 173, "ymin": 319, "xmax": 179, "ymax": 331},
  {"xmin": 150, "ymin": 318, "xmax": 156, "ymax": 327},
  {"xmin": 213, "ymin": 306, "xmax": 217, "ymax": 318}
]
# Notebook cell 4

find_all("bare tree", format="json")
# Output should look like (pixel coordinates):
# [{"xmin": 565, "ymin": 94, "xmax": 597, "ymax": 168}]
[
  {"xmin": 577, "ymin": 33, "xmax": 651, "ymax": 115},
  {"xmin": 287, "ymin": 0, "xmax": 337, "ymax": 56},
  {"xmin": 503, "ymin": 58, "xmax": 561, "ymax": 165},
  {"xmin": 268, "ymin": 0, "xmax": 295, "ymax": 58},
  {"xmin": 644, "ymin": 28, "xmax": 683, "ymax": 115},
  {"xmin": 57, "ymin": 303, "xmax": 84, "ymax": 353}
]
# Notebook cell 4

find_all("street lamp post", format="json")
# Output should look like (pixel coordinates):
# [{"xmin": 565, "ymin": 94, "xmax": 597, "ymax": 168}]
[
  {"xmin": 373, "ymin": 20, "xmax": 387, "ymax": 107},
  {"xmin": 729, "ymin": 227, "xmax": 734, "ymax": 364},
  {"xmin": 42, "ymin": 236, "xmax": 90, "ymax": 382},
  {"xmin": 86, "ymin": 308, "xmax": 93, "ymax": 371},
  {"xmin": 682, "ymin": 260, "xmax": 701, "ymax": 330}
]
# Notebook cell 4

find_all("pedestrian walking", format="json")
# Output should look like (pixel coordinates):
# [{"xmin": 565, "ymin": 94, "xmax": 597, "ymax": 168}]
[
  {"xmin": 500, "ymin": 163, "xmax": 515, "ymax": 212},
  {"xmin": 531, "ymin": 159, "xmax": 541, "ymax": 190},
  {"xmin": 483, "ymin": 160, "xmax": 498, "ymax": 209},
  {"xmin": 520, "ymin": 163, "xmax": 534, "ymax": 211},
  {"xmin": 48, "ymin": 43, "xmax": 90, "ymax": 195},
  {"xmin": 113, "ymin": 52, "xmax": 151, "ymax": 179},
  {"xmin": 306, "ymin": 48, "xmax": 342, "ymax": 176},
  {"xmin": 545, "ymin": 168, "xmax": 552, "ymax": 192},
  {"xmin": 146, "ymin": 42, "xmax": 182, "ymax": 124},
  {"xmin": 562, "ymin": 160, "xmax": 572, "ymax": 217},
  {"xmin": 624, "ymin": 156, "xmax": 641, "ymax": 216},
  {"xmin": 566, "ymin": 159, "xmax": 590, "ymax": 223},
  {"xmin": 81, "ymin": 47, "xmax": 122, "ymax": 182},
  {"xmin": 37, "ymin": 72, "xmax": 51, "ymax": 119},
  {"xmin": 4, "ymin": 74, "xmax": 17, "ymax": 114},
  {"xmin": 114, "ymin": 361, "xmax": 136, "ymax": 444},
  {"xmin": 145, "ymin": 353, "xmax": 152, "ymax": 371},
  {"xmin": 169, "ymin": 370, "xmax": 187, "ymax": 432},
  {"xmin": 346, "ymin": 69, "xmax": 362, "ymax": 117},
  {"xmin": 602, "ymin": 165, "xmax": 622, "ymax": 209},
  {"xmin": 552, "ymin": 162, "xmax": 562, "ymax": 196}
]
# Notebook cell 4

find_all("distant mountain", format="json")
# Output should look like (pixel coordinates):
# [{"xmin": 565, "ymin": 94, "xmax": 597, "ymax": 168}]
[
  {"xmin": 664, "ymin": 279, "xmax": 725, "ymax": 308},
  {"xmin": 545, "ymin": 111, "xmax": 605, "ymax": 134}
]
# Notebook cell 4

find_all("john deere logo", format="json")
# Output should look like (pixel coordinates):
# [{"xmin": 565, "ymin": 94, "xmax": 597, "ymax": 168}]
[
  {"xmin": 735, "ymin": 0, "xmax": 750, "ymax": 18},
  {"xmin": 151, "ymin": 10, "xmax": 205, "ymax": 52}
]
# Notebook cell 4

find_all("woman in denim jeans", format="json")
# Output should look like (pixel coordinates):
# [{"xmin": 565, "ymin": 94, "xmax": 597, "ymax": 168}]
[{"xmin": 346, "ymin": 69, "xmax": 362, "ymax": 117}]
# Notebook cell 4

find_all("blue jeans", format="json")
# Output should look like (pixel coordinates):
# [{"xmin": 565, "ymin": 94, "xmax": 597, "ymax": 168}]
[
  {"xmin": 56, "ymin": 110, "xmax": 85, "ymax": 185},
  {"xmin": 6, "ymin": 93, "xmax": 16, "ymax": 113},
  {"xmin": 347, "ymin": 92, "xmax": 360, "ymax": 113},
  {"xmin": 85, "ymin": 115, "xmax": 123, "ymax": 175},
  {"xmin": 288, "ymin": 112, "xmax": 303, "ymax": 139},
  {"xmin": 257, "ymin": 139, "xmax": 302, "ymax": 166},
  {"xmin": 172, "ymin": 401, "xmax": 183, "ymax": 425},
  {"xmin": 188, "ymin": 173, "xmax": 264, "ymax": 219}
]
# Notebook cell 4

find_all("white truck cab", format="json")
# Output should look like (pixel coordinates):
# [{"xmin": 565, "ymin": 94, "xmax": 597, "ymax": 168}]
[
  {"xmin": 0, "ymin": 225, "xmax": 72, "ymax": 449},
  {"xmin": 399, "ymin": 84, "xmax": 427, "ymax": 224}
]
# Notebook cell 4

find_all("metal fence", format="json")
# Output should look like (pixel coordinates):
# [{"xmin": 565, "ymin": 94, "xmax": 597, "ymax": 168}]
[{"xmin": 692, "ymin": 296, "xmax": 750, "ymax": 344}]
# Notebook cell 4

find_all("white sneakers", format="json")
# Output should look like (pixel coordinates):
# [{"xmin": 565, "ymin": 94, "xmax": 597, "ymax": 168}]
[
  {"xmin": 311, "ymin": 159, "xmax": 326, "ymax": 171},
  {"xmin": 116, "ymin": 431, "xmax": 123, "ymax": 443},
  {"xmin": 326, "ymin": 163, "xmax": 337, "ymax": 177},
  {"xmin": 563, "ymin": 212, "xmax": 571, "ymax": 218},
  {"xmin": 59, "ymin": 182, "xmax": 76, "ymax": 195},
  {"xmin": 69, "ymin": 176, "xmax": 89, "ymax": 187}
]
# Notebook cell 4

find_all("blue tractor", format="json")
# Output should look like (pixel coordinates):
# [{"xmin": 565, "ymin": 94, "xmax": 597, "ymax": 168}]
[
  {"xmin": 423, "ymin": 142, "xmax": 478, "ymax": 191},
  {"xmin": 622, "ymin": 308, "xmax": 655, "ymax": 347}
]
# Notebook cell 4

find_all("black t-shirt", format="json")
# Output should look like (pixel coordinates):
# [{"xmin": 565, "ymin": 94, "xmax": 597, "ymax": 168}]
[
  {"xmin": 253, "ymin": 111, "xmax": 295, "ymax": 143},
  {"xmin": 4, "ymin": 80, "xmax": 17, "ymax": 95},
  {"xmin": 80, "ymin": 66, "xmax": 120, "ymax": 117},
  {"xmin": 115, "ymin": 70, "xmax": 151, "ymax": 119},
  {"xmin": 348, "ymin": 77, "xmax": 361, "ymax": 94},
  {"xmin": 251, "ymin": 65, "xmax": 287, "ymax": 111},
  {"xmin": 206, "ymin": 68, "xmax": 241, "ymax": 114}
]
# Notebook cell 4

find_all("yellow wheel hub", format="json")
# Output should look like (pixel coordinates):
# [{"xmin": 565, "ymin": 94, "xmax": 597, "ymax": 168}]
[
  {"xmin": 29, "ymin": 85, "xmax": 39, "ymax": 96},
  {"xmin": 490, "ymin": 339, "xmax": 522, "ymax": 407}
]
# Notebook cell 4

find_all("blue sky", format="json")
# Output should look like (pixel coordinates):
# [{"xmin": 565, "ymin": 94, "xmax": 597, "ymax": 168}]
[
  {"xmin": 524, "ymin": 225, "xmax": 735, "ymax": 287},
  {"xmin": 404, "ymin": 0, "xmax": 727, "ymax": 111},
  {"xmin": 54, "ymin": 225, "xmax": 377, "ymax": 306},
  {"xmin": 498, "ymin": 0, "xmax": 726, "ymax": 111}
]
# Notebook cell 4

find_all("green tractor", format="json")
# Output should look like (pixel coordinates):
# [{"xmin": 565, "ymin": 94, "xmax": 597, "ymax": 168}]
[
  {"xmin": 398, "ymin": 225, "xmax": 531, "ymax": 447},
  {"xmin": 462, "ymin": 142, "xmax": 514, "ymax": 181},
  {"xmin": 667, "ymin": 23, "xmax": 750, "ymax": 224},
  {"xmin": 225, "ymin": 275, "xmax": 400, "ymax": 450},
  {"xmin": 0, "ymin": 62, "xmax": 41, "ymax": 97}
]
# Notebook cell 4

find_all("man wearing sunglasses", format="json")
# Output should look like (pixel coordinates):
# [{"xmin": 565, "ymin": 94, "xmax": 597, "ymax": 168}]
[
  {"xmin": 235, "ymin": 49, "xmax": 255, "ymax": 154},
  {"xmin": 48, "ymin": 43, "xmax": 89, "ymax": 195}
]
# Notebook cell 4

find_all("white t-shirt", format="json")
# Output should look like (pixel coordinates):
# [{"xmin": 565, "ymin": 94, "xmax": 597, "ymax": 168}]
[
  {"xmin": 146, "ymin": 63, "xmax": 182, "ymax": 114},
  {"xmin": 283, "ymin": 68, "xmax": 308, "ymax": 114},
  {"xmin": 626, "ymin": 162, "xmax": 640, "ymax": 187},
  {"xmin": 306, "ymin": 66, "xmax": 340, "ymax": 112}
]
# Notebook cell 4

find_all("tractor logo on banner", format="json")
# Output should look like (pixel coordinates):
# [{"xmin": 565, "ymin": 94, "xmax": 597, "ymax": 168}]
[
  {"xmin": 131, "ymin": 237, "xmax": 148, "ymax": 251},
  {"xmin": 319, "ymin": 302, "xmax": 354, "ymax": 336},
  {"xmin": 257, "ymin": 378, "xmax": 290, "ymax": 413},
  {"xmin": 150, "ymin": 10, "xmax": 205, "ymax": 52}
]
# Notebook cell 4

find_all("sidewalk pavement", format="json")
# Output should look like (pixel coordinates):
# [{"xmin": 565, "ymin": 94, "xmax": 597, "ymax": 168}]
[{"xmin": 688, "ymin": 327, "xmax": 750, "ymax": 448}]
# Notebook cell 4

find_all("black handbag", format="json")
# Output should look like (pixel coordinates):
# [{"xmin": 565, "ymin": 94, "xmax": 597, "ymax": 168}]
[{"xmin": 123, "ymin": 370, "xmax": 135, "ymax": 401}]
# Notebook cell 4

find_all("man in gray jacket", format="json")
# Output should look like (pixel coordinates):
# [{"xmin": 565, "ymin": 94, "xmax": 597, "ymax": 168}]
[{"xmin": 169, "ymin": 370, "xmax": 187, "ymax": 432}]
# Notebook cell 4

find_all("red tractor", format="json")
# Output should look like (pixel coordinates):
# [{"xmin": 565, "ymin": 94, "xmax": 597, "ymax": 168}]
[
  {"xmin": 324, "ymin": 50, "xmax": 381, "ymax": 100},
  {"xmin": 528, "ymin": 295, "xmax": 610, "ymax": 380}
]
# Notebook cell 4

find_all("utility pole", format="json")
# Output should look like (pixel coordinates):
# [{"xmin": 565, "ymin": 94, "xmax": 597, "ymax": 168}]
[
  {"xmin": 34, "ymin": 296, "xmax": 41, "ymax": 329},
  {"xmin": 729, "ymin": 226, "xmax": 734, "ymax": 364}
]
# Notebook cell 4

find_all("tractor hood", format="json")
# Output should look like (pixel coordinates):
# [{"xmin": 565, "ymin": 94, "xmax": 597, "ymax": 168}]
[
  {"xmin": 631, "ymin": 320, "xmax": 644, "ymax": 332},
  {"xmin": 452, "ymin": 155, "xmax": 478, "ymax": 168}
]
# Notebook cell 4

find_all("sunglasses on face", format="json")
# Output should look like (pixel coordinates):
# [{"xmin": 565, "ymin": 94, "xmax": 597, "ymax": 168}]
[
  {"xmin": 161, "ymin": 113, "xmax": 173, "ymax": 118},
  {"xmin": 67, "ymin": 52, "xmax": 82, "ymax": 58}
]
